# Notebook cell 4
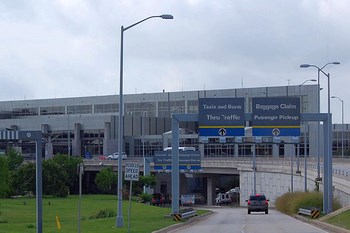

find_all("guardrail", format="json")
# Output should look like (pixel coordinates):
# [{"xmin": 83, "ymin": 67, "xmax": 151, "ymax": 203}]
[
  {"xmin": 173, "ymin": 208, "xmax": 197, "ymax": 221},
  {"xmin": 298, "ymin": 208, "xmax": 320, "ymax": 219}
]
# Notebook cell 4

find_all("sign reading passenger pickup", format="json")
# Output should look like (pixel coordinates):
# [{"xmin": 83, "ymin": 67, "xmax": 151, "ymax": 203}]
[
  {"xmin": 199, "ymin": 98, "xmax": 245, "ymax": 137},
  {"xmin": 252, "ymin": 97, "xmax": 300, "ymax": 136}
]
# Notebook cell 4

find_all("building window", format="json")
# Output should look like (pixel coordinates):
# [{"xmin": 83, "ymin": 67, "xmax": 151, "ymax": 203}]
[
  {"xmin": 67, "ymin": 105, "xmax": 92, "ymax": 114},
  {"xmin": 95, "ymin": 103, "xmax": 119, "ymax": 113},
  {"xmin": 188, "ymin": 100, "xmax": 198, "ymax": 113},
  {"xmin": 125, "ymin": 102, "xmax": 156, "ymax": 117},
  {"xmin": 40, "ymin": 106, "xmax": 65, "ymax": 115},
  {"xmin": 13, "ymin": 108, "xmax": 39, "ymax": 116}
]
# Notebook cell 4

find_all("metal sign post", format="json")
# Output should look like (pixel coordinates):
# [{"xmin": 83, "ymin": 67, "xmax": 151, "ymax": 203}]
[
  {"xmin": 124, "ymin": 162, "xmax": 140, "ymax": 233},
  {"xmin": 77, "ymin": 163, "xmax": 84, "ymax": 233}
]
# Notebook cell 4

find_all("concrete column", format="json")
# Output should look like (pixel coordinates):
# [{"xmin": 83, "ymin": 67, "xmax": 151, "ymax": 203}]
[
  {"xmin": 104, "ymin": 121, "xmax": 118, "ymax": 156},
  {"xmin": 272, "ymin": 144, "xmax": 279, "ymax": 158},
  {"xmin": 206, "ymin": 176, "xmax": 213, "ymax": 206},
  {"xmin": 234, "ymin": 144, "xmax": 239, "ymax": 157},
  {"xmin": 45, "ymin": 138, "xmax": 53, "ymax": 159},
  {"xmin": 72, "ymin": 123, "xmax": 81, "ymax": 156}
]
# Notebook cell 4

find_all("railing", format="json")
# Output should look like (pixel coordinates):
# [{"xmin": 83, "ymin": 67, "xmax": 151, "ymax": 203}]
[
  {"xmin": 83, "ymin": 157, "xmax": 350, "ymax": 180},
  {"xmin": 298, "ymin": 208, "xmax": 320, "ymax": 219}
]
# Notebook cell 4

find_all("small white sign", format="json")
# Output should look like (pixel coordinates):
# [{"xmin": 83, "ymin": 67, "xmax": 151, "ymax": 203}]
[{"xmin": 125, "ymin": 162, "xmax": 140, "ymax": 181}]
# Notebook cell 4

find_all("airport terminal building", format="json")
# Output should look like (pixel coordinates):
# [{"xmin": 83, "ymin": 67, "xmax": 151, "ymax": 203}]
[{"xmin": 0, "ymin": 84, "xmax": 348, "ymax": 159}]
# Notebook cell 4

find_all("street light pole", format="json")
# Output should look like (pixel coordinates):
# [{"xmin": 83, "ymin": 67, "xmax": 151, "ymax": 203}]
[
  {"xmin": 300, "ymin": 61, "xmax": 340, "ymax": 213},
  {"xmin": 331, "ymin": 96, "xmax": 344, "ymax": 159},
  {"xmin": 297, "ymin": 79, "xmax": 316, "ymax": 174},
  {"xmin": 300, "ymin": 62, "xmax": 339, "ymax": 178},
  {"xmin": 117, "ymin": 14, "xmax": 173, "ymax": 228}
]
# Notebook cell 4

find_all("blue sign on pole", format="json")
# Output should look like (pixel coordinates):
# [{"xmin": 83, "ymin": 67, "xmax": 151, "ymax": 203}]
[
  {"xmin": 198, "ymin": 98, "xmax": 245, "ymax": 137},
  {"xmin": 154, "ymin": 151, "xmax": 201, "ymax": 171},
  {"xmin": 252, "ymin": 97, "xmax": 300, "ymax": 136}
]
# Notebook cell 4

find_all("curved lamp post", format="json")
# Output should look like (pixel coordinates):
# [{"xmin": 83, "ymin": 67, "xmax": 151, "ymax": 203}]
[
  {"xmin": 299, "ymin": 62, "xmax": 339, "ymax": 180},
  {"xmin": 297, "ymin": 79, "xmax": 316, "ymax": 174},
  {"xmin": 117, "ymin": 14, "xmax": 173, "ymax": 227},
  {"xmin": 300, "ymin": 61, "xmax": 340, "ymax": 213},
  {"xmin": 331, "ymin": 96, "xmax": 344, "ymax": 159}
]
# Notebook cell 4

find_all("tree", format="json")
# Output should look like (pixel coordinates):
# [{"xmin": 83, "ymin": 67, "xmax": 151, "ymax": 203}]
[
  {"xmin": 10, "ymin": 163, "xmax": 35, "ymax": 196},
  {"xmin": 129, "ymin": 174, "xmax": 156, "ymax": 195},
  {"xmin": 139, "ymin": 174, "xmax": 156, "ymax": 187},
  {"xmin": 95, "ymin": 167, "xmax": 117, "ymax": 194},
  {"xmin": 0, "ymin": 156, "xmax": 9, "ymax": 197},
  {"xmin": 52, "ymin": 154, "xmax": 83, "ymax": 193},
  {"xmin": 6, "ymin": 148, "xmax": 23, "ymax": 171},
  {"xmin": 43, "ymin": 159, "xmax": 69, "ymax": 197}
]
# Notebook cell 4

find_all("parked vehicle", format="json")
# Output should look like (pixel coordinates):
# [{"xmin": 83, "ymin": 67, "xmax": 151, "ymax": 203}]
[
  {"xmin": 151, "ymin": 193, "xmax": 164, "ymax": 206},
  {"xmin": 163, "ymin": 147, "xmax": 196, "ymax": 151},
  {"xmin": 215, "ymin": 193, "xmax": 232, "ymax": 205},
  {"xmin": 107, "ymin": 152, "xmax": 127, "ymax": 160},
  {"xmin": 246, "ymin": 193, "xmax": 269, "ymax": 214}
]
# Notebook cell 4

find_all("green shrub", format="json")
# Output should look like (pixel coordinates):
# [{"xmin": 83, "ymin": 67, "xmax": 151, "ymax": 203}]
[
  {"xmin": 26, "ymin": 224, "xmax": 34, "ymax": 228},
  {"xmin": 139, "ymin": 193, "xmax": 152, "ymax": 203},
  {"xmin": 89, "ymin": 208, "xmax": 116, "ymax": 219},
  {"xmin": 275, "ymin": 191, "xmax": 341, "ymax": 215}
]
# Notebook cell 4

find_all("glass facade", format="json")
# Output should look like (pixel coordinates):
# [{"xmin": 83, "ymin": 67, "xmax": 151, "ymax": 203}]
[
  {"xmin": 67, "ymin": 105, "xmax": 92, "ymax": 114},
  {"xmin": 40, "ymin": 106, "xmax": 65, "ymax": 115},
  {"xmin": 82, "ymin": 130, "xmax": 104, "ymax": 156},
  {"xmin": 13, "ymin": 107, "xmax": 38, "ymax": 116},
  {"xmin": 95, "ymin": 103, "xmax": 119, "ymax": 114},
  {"xmin": 125, "ymin": 102, "xmax": 156, "ymax": 117}
]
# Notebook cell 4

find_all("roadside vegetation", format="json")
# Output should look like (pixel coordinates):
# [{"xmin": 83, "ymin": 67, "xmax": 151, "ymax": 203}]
[
  {"xmin": 0, "ymin": 195, "xmax": 179, "ymax": 233},
  {"xmin": 0, "ymin": 149, "xmax": 155, "ymax": 199},
  {"xmin": 275, "ymin": 191, "xmax": 341, "ymax": 215},
  {"xmin": 324, "ymin": 209, "xmax": 350, "ymax": 230}
]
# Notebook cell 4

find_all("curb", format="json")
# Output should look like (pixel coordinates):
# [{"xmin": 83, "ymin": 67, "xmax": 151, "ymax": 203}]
[
  {"xmin": 294, "ymin": 214, "xmax": 350, "ymax": 233},
  {"xmin": 152, "ymin": 211, "xmax": 214, "ymax": 233}
]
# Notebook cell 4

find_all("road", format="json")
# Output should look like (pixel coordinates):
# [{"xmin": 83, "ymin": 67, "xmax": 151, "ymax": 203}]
[{"xmin": 167, "ymin": 207, "xmax": 328, "ymax": 233}]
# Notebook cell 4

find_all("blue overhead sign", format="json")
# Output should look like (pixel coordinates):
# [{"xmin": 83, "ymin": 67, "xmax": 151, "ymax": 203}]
[
  {"xmin": 154, "ymin": 151, "xmax": 201, "ymax": 171},
  {"xmin": 198, "ymin": 98, "xmax": 245, "ymax": 137},
  {"xmin": 252, "ymin": 97, "xmax": 300, "ymax": 136}
]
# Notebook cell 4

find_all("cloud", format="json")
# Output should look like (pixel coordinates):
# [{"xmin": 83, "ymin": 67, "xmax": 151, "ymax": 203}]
[{"xmin": 0, "ymin": 0, "xmax": 349, "ymax": 122}]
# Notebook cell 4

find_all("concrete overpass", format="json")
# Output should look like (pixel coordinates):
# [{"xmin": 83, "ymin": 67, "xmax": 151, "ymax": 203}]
[{"xmin": 83, "ymin": 157, "xmax": 350, "ymax": 207}]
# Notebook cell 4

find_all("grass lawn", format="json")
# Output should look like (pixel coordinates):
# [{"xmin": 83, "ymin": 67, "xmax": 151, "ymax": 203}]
[
  {"xmin": 0, "ymin": 195, "xmax": 187, "ymax": 233},
  {"xmin": 324, "ymin": 209, "xmax": 350, "ymax": 230}
]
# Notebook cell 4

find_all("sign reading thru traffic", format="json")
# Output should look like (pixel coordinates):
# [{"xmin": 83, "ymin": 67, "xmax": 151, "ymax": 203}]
[{"xmin": 198, "ymin": 98, "xmax": 245, "ymax": 137}]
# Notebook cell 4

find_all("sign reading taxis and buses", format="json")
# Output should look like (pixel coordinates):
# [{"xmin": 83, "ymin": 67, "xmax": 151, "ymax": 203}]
[
  {"xmin": 198, "ymin": 98, "xmax": 245, "ymax": 137},
  {"xmin": 252, "ymin": 97, "xmax": 300, "ymax": 137}
]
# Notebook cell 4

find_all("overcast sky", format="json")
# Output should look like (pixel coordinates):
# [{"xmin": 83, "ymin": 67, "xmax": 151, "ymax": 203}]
[{"xmin": 0, "ymin": 0, "xmax": 349, "ymax": 123}]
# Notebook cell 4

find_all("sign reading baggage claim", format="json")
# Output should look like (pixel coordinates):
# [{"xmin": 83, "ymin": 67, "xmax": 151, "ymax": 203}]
[
  {"xmin": 252, "ymin": 97, "xmax": 300, "ymax": 136},
  {"xmin": 199, "ymin": 98, "xmax": 245, "ymax": 137}
]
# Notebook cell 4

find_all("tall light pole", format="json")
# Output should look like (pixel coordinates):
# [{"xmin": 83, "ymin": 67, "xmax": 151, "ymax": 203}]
[
  {"xmin": 297, "ymin": 79, "xmax": 317, "ymax": 174},
  {"xmin": 331, "ymin": 96, "xmax": 344, "ymax": 159},
  {"xmin": 67, "ymin": 109, "xmax": 71, "ymax": 156},
  {"xmin": 300, "ymin": 62, "xmax": 340, "ymax": 180},
  {"xmin": 300, "ymin": 61, "xmax": 340, "ymax": 213},
  {"xmin": 117, "ymin": 14, "xmax": 173, "ymax": 227}
]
